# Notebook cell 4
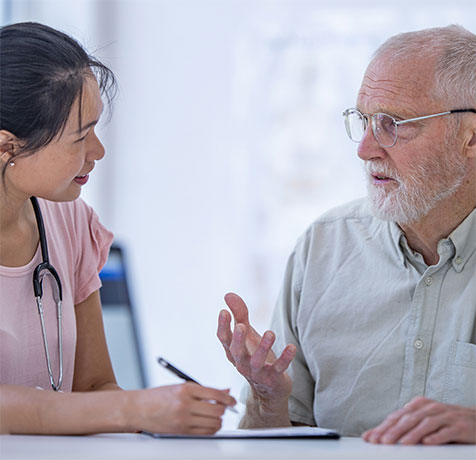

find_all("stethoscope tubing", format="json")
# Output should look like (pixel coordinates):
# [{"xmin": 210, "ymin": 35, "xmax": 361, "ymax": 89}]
[
  {"xmin": 31, "ymin": 197, "xmax": 63, "ymax": 300},
  {"xmin": 30, "ymin": 197, "xmax": 64, "ymax": 391}
]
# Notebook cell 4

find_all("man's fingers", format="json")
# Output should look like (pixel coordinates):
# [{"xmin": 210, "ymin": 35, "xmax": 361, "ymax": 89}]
[
  {"xmin": 361, "ymin": 429, "xmax": 373, "ymax": 442},
  {"xmin": 379, "ymin": 412, "xmax": 427, "ymax": 444},
  {"xmin": 422, "ymin": 426, "xmax": 459, "ymax": 445},
  {"xmin": 217, "ymin": 309, "xmax": 233, "ymax": 347},
  {"xmin": 369, "ymin": 399, "xmax": 446, "ymax": 444},
  {"xmin": 365, "ymin": 399, "xmax": 476, "ymax": 445},
  {"xmin": 249, "ymin": 331, "xmax": 275, "ymax": 369},
  {"xmin": 367, "ymin": 409, "xmax": 406, "ymax": 443},
  {"xmin": 272, "ymin": 344, "xmax": 296, "ymax": 373},
  {"xmin": 224, "ymin": 292, "xmax": 250, "ymax": 326},
  {"xmin": 398, "ymin": 414, "xmax": 447, "ymax": 445},
  {"xmin": 229, "ymin": 323, "xmax": 251, "ymax": 373}
]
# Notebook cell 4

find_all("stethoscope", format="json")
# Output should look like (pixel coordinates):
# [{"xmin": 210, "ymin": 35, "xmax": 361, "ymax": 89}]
[{"xmin": 31, "ymin": 196, "xmax": 63, "ymax": 391}]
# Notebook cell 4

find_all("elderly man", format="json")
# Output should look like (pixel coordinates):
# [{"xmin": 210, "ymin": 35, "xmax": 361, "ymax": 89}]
[{"xmin": 217, "ymin": 25, "xmax": 476, "ymax": 445}]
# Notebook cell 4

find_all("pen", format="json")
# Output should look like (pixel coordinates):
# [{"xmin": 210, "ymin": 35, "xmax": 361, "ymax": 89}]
[{"xmin": 157, "ymin": 356, "xmax": 238, "ymax": 413}]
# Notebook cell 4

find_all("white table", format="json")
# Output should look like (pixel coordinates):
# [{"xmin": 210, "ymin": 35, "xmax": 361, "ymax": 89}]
[{"xmin": 1, "ymin": 433, "xmax": 475, "ymax": 460}]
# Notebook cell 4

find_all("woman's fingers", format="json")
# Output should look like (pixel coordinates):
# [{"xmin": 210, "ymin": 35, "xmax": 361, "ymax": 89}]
[{"xmin": 189, "ymin": 384, "xmax": 237, "ymax": 410}]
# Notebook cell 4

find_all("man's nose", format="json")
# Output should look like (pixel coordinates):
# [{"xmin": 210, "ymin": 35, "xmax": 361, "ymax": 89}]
[{"xmin": 357, "ymin": 124, "xmax": 386, "ymax": 162}]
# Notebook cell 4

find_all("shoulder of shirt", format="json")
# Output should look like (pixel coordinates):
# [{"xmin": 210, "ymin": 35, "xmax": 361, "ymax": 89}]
[
  {"xmin": 36, "ymin": 198, "xmax": 96, "ymax": 235},
  {"xmin": 37, "ymin": 197, "xmax": 93, "ymax": 215},
  {"xmin": 313, "ymin": 197, "xmax": 372, "ymax": 223},
  {"xmin": 295, "ymin": 197, "xmax": 384, "ymax": 248}
]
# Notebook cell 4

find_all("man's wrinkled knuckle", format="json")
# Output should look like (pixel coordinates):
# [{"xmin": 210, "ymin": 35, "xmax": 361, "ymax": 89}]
[
  {"xmin": 402, "ymin": 413, "xmax": 418, "ymax": 424},
  {"xmin": 411, "ymin": 396, "xmax": 429, "ymax": 405},
  {"xmin": 419, "ymin": 416, "xmax": 436, "ymax": 429},
  {"xmin": 453, "ymin": 420, "xmax": 469, "ymax": 432},
  {"xmin": 386, "ymin": 412, "xmax": 401, "ymax": 422},
  {"xmin": 249, "ymin": 355, "xmax": 262, "ymax": 369},
  {"xmin": 424, "ymin": 402, "xmax": 442, "ymax": 415},
  {"xmin": 235, "ymin": 362, "xmax": 249, "ymax": 376},
  {"xmin": 229, "ymin": 343, "xmax": 240, "ymax": 357}
]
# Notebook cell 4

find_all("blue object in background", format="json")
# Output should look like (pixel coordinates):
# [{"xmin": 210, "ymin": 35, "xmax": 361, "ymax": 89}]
[{"xmin": 99, "ymin": 244, "xmax": 146, "ymax": 389}]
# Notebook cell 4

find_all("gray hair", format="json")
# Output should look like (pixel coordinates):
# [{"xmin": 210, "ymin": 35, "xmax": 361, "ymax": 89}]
[{"xmin": 372, "ymin": 25, "xmax": 476, "ymax": 108}]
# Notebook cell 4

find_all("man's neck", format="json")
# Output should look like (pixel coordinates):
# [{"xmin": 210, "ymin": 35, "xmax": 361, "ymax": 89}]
[{"xmin": 399, "ymin": 194, "xmax": 476, "ymax": 266}]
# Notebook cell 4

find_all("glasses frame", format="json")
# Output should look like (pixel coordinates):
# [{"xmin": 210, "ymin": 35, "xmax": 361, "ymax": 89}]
[{"xmin": 343, "ymin": 108, "xmax": 476, "ymax": 148}]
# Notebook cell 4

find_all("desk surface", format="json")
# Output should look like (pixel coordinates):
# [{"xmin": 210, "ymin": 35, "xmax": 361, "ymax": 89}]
[{"xmin": 1, "ymin": 433, "xmax": 475, "ymax": 460}]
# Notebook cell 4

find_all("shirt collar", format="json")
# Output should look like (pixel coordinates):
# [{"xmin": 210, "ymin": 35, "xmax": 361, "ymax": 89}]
[
  {"xmin": 388, "ymin": 221, "xmax": 407, "ymax": 267},
  {"xmin": 448, "ymin": 207, "xmax": 476, "ymax": 273},
  {"xmin": 393, "ymin": 207, "xmax": 476, "ymax": 272}
]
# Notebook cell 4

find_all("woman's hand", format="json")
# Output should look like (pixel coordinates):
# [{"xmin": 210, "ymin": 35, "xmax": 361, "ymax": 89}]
[
  {"xmin": 127, "ymin": 383, "xmax": 236, "ymax": 435},
  {"xmin": 217, "ymin": 293, "xmax": 296, "ymax": 421}
]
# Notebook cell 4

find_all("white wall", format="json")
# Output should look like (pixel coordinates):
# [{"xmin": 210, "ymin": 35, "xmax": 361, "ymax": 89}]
[{"xmin": 6, "ymin": 0, "xmax": 476, "ymax": 427}]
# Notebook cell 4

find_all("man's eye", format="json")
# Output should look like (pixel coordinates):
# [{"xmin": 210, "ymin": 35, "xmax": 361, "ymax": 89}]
[
  {"xmin": 398, "ymin": 124, "xmax": 420, "ymax": 140},
  {"xmin": 75, "ymin": 134, "xmax": 87, "ymax": 143}
]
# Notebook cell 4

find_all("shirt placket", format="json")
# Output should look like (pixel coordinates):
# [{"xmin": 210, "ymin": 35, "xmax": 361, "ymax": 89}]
[{"xmin": 398, "ymin": 256, "xmax": 449, "ymax": 407}]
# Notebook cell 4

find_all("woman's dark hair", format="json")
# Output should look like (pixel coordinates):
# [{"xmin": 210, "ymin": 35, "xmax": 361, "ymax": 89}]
[{"xmin": 0, "ymin": 22, "xmax": 117, "ymax": 179}]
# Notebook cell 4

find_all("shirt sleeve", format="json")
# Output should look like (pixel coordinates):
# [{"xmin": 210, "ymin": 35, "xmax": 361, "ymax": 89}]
[
  {"xmin": 270, "ymin": 232, "xmax": 316, "ymax": 426},
  {"xmin": 73, "ymin": 199, "xmax": 114, "ymax": 305}
]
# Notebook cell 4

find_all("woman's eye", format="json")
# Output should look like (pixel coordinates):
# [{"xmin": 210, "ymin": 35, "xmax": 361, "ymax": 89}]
[{"xmin": 75, "ymin": 134, "xmax": 88, "ymax": 143}]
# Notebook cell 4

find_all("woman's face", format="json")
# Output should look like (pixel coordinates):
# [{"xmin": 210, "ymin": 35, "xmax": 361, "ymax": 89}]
[{"xmin": 6, "ymin": 75, "xmax": 105, "ymax": 203}]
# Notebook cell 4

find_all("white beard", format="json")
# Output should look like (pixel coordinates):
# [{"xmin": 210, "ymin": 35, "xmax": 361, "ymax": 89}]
[{"xmin": 365, "ymin": 148, "xmax": 465, "ymax": 225}]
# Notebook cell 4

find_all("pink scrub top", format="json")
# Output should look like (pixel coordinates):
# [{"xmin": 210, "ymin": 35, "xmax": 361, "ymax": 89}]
[{"xmin": 0, "ymin": 198, "xmax": 113, "ymax": 391}]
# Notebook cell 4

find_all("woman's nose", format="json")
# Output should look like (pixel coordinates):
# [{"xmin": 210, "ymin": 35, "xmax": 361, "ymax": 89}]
[{"xmin": 87, "ymin": 132, "xmax": 105, "ymax": 161}]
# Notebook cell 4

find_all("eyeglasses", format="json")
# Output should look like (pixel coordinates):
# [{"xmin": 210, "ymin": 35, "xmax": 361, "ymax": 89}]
[{"xmin": 343, "ymin": 108, "xmax": 476, "ymax": 148}]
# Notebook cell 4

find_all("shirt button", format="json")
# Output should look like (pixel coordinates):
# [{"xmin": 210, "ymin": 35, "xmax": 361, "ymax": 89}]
[
  {"xmin": 414, "ymin": 339, "xmax": 424, "ymax": 350},
  {"xmin": 455, "ymin": 256, "xmax": 463, "ymax": 265},
  {"xmin": 424, "ymin": 277, "xmax": 432, "ymax": 286}
]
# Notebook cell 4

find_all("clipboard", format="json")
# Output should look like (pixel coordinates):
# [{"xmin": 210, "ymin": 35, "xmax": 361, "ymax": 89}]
[{"xmin": 144, "ymin": 426, "xmax": 340, "ymax": 440}]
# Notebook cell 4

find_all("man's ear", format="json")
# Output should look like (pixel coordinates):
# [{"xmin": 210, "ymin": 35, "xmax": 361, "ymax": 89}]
[
  {"xmin": 465, "ymin": 130, "xmax": 476, "ymax": 159},
  {"xmin": 0, "ymin": 130, "xmax": 19, "ymax": 164}
]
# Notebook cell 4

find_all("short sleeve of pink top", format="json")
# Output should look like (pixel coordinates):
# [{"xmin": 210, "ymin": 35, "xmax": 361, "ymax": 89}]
[{"xmin": 0, "ymin": 198, "xmax": 113, "ymax": 391}]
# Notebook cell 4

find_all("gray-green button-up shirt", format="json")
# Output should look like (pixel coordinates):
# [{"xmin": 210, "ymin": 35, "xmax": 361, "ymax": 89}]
[{"xmin": 271, "ymin": 198, "xmax": 476, "ymax": 437}]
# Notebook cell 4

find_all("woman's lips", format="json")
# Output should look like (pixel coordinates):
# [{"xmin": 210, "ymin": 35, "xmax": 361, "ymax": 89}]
[{"xmin": 74, "ymin": 174, "xmax": 89, "ymax": 185}]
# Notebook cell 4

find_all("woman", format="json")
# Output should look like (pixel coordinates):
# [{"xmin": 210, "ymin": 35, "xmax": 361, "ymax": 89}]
[{"xmin": 0, "ymin": 22, "xmax": 235, "ymax": 435}]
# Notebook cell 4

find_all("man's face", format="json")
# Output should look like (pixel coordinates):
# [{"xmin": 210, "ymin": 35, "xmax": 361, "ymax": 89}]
[{"xmin": 356, "ymin": 54, "xmax": 466, "ymax": 225}]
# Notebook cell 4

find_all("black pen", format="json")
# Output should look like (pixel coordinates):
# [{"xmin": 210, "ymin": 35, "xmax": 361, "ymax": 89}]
[{"xmin": 157, "ymin": 356, "xmax": 238, "ymax": 413}]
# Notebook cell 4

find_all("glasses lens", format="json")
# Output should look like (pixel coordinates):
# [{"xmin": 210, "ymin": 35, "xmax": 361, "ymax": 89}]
[
  {"xmin": 373, "ymin": 113, "xmax": 397, "ymax": 147},
  {"xmin": 344, "ymin": 109, "xmax": 365, "ymax": 143}
]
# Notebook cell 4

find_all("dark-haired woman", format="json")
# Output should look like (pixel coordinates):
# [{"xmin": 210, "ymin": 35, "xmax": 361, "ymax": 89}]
[{"xmin": 0, "ymin": 22, "xmax": 235, "ymax": 435}]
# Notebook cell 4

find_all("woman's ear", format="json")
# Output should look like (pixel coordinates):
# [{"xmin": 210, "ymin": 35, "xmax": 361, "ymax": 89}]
[{"xmin": 0, "ymin": 130, "xmax": 18, "ymax": 164}]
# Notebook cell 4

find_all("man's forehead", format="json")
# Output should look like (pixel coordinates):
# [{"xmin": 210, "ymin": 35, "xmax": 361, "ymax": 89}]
[{"xmin": 357, "ymin": 54, "xmax": 436, "ymax": 115}]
